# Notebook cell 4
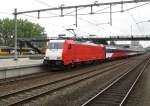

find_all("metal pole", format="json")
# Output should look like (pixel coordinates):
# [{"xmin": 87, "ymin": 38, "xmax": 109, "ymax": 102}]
[
  {"xmin": 110, "ymin": 4, "xmax": 112, "ymax": 26},
  {"xmin": 61, "ymin": 8, "xmax": 63, "ymax": 17},
  {"xmin": 91, "ymin": 6, "xmax": 93, "ymax": 14},
  {"xmin": 75, "ymin": 7, "xmax": 78, "ymax": 28},
  {"xmin": 14, "ymin": 8, "xmax": 18, "ymax": 60},
  {"xmin": 121, "ymin": 0, "xmax": 124, "ymax": 12},
  {"xmin": 131, "ymin": 25, "xmax": 132, "ymax": 36},
  {"xmin": 38, "ymin": 11, "xmax": 40, "ymax": 19}
]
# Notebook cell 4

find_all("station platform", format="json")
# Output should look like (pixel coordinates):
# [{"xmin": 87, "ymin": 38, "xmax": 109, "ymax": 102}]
[{"xmin": 0, "ymin": 58, "xmax": 43, "ymax": 70}]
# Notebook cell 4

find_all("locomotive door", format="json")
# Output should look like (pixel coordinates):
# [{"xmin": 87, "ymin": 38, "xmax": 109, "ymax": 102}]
[{"xmin": 68, "ymin": 44, "xmax": 74, "ymax": 64}]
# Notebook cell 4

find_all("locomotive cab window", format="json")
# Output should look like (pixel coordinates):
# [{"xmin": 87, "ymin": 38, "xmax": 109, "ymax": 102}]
[{"xmin": 48, "ymin": 42, "xmax": 64, "ymax": 49}]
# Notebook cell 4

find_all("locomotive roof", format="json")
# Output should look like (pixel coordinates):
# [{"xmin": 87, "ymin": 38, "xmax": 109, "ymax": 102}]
[
  {"xmin": 76, "ymin": 41, "xmax": 99, "ymax": 46},
  {"xmin": 49, "ymin": 39, "xmax": 103, "ymax": 47},
  {"xmin": 49, "ymin": 39, "xmax": 65, "ymax": 43}
]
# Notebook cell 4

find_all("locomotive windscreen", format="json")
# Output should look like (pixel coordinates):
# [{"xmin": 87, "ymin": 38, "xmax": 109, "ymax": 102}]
[{"xmin": 48, "ymin": 42, "xmax": 64, "ymax": 49}]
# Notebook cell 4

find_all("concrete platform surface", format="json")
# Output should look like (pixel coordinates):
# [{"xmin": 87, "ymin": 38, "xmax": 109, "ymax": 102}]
[{"xmin": 0, "ymin": 58, "xmax": 43, "ymax": 70}]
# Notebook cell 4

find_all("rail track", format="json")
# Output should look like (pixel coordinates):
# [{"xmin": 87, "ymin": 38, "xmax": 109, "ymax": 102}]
[
  {"xmin": 81, "ymin": 55, "xmax": 150, "ymax": 106},
  {"xmin": 0, "ymin": 58, "xmax": 136, "ymax": 106},
  {"xmin": 0, "ymin": 58, "xmax": 128, "ymax": 85}
]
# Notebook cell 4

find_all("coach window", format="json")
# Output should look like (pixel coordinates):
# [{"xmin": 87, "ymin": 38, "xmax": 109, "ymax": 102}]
[{"xmin": 68, "ymin": 44, "xmax": 72, "ymax": 49}]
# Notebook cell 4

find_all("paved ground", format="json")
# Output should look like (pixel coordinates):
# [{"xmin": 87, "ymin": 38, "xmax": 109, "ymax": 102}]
[{"xmin": 0, "ymin": 58, "xmax": 43, "ymax": 70}]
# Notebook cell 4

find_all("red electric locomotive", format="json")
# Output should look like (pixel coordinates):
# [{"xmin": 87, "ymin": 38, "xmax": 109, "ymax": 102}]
[{"xmin": 43, "ymin": 39, "xmax": 106, "ymax": 67}]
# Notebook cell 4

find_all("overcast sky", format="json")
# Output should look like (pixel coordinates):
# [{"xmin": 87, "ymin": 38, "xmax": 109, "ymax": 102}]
[{"xmin": 0, "ymin": 0, "xmax": 150, "ymax": 47}]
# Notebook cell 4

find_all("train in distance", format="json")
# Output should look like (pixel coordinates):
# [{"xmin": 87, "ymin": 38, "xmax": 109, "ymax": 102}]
[{"xmin": 43, "ymin": 39, "xmax": 144, "ymax": 67}]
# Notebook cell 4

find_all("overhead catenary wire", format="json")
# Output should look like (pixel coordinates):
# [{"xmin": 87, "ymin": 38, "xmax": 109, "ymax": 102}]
[
  {"xmin": 33, "ymin": 0, "xmax": 59, "ymax": 16},
  {"xmin": 13, "ymin": 0, "xmax": 150, "ymax": 36},
  {"xmin": 58, "ymin": 1, "xmax": 111, "ymax": 16},
  {"xmin": 25, "ymin": 1, "xmax": 150, "ymax": 19},
  {"xmin": 94, "ymin": 4, "xmax": 116, "ymax": 13},
  {"xmin": 13, "ymin": 0, "xmax": 150, "ymax": 30},
  {"xmin": 12, "ymin": 0, "xmax": 150, "ymax": 34},
  {"xmin": 78, "ymin": 17, "xmax": 110, "ymax": 32},
  {"xmin": 0, "ymin": 11, "xmax": 12, "ymax": 16},
  {"xmin": 128, "ymin": 11, "xmax": 143, "ymax": 34},
  {"xmin": 122, "ymin": 1, "xmax": 150, "ymax": 12},
  {"xmin": 33, "ymin": 0, "xmax": 55, "ymax": 8},
  {"xmin": 19, "ymin": 14, "xmax": 74, "ymax": 30},
  {"xmin": 14, "ymin": 0, "xmax": 150, "ymax": 15},
  {"xmin": 19, "ymin": 1, "xmax": 150, "ymax": 35},
  {"xmin": 64, "ymin": 7, "xmax": 87, "ymax": 15}
]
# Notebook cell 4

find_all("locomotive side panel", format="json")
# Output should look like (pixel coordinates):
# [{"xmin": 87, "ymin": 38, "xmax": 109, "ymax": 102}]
[{"xmin": 62, "ymin": 40, "xmax": 75, "ymax": 65}]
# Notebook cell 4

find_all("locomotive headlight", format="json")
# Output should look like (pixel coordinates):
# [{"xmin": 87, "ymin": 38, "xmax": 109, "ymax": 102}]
[{"xmin": 57, "ymin": 56, "xmax": 62, "ymax": 60}]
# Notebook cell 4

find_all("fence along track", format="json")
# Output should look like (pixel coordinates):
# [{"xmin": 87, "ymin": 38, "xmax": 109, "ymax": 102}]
[
  {"xmin": 81, "ymin": 55, "xmax": 150, "ymax": 106},
  {"xmin": 0, "ymin": 60, "xmax": 131, "ymax": 106}
]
